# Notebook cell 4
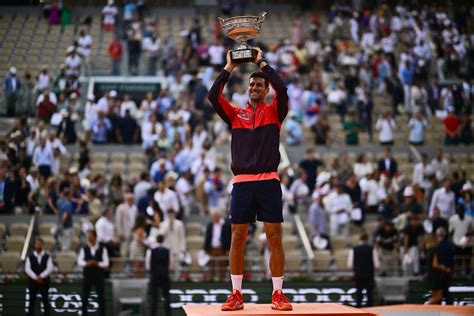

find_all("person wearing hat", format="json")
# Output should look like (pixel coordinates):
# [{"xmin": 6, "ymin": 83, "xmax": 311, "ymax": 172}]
[
  {"xmin": 4, "ymin": 66, "xmax": 21, "ymax": 116},
  {"xmin": 25, "ymin": 237, "xmax": 53, "ymax": 316},
  {"xmin": 347, "ymin": 233, "xmax": 380, "ymax": 307},
  {"xmin": 399, "ymin": 186, "xmax": 423, "ymax": 218},
  {"xmin": 146, "ymin": 234, "xmax": 171, "ymax": 316},
  {"xmin": 458, "ymin": 182, "xmax": 474, "ymax": 219}
]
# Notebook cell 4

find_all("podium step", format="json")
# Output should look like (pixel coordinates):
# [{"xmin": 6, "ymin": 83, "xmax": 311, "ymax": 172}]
[{"xmin": 183, "ymin": 303, "xmax": 378, "ymax": 316}]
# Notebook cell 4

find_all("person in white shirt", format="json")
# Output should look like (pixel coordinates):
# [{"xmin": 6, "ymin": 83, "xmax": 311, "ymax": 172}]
[
  {"xmin": 115, "ymin": 193, "xmax": 138, "ymax": 257},
  {"xmin": 77, "ymin": 29, "xmax": 93, "ymax": 76},
  {"xmin": 133, "ymin": 172, "xmax": 152, "ymax": 203},
  {"xmin": 119, "ymin": 94, "xmax": 137, "ymax": 118},
  {"xmin": 449, "ymin": 206, "xmax": 473, "ymax": 275},
  {"xmin": 429, "ymin": 180, "xmax": 456, "ymax": 219},
  {"xmin": 412, "ymin": 152, "xmax": 434, "ymax": 189},
  {"xmin": 36, "ymin": 90, "xmax": 57, "ymax": 106},
  {"xmin": 141, "ymin": 114, "xmax": 163, "ymax": 149},
  {"xmin": 36, "ymin": 66, "xmax": 51, "ymax": 92},
  {"xmin": 289, "ymin": 171, "xmax": 310, "ymax": 212},
  {"xmin": 77, "ymin": 230, "xmax": 109, "ymax": 316},
  {"xmin": 353, "ymin": 153, "xmax": 374, "ymax": 180},
  {"xmin": 375, "ymin": 111, "xmax": 396, "ymax": 145},
  {"xmin": 160, "ymin": 208, "xmax": 186, "ymax": 269},
  {"xmin": 137, "ymin": 91, "xmax": 157, "ymax": 122},
  {"xmin": 25, "ymin": 237, "xmax": 53, "ymax": 316},
  {"xmin": 142, "ymin": 34, "xmax": 161, "ymax": 76},
  {"xmin": 175, "ymin": 171, "xmax": 194, "ymax": 217},
  {"xmin": 33, "ymin": 137, "xmax": 54, "ymax": 178},
  {"xmin": 208, "ymin": 40, "xmax": 225, "ymax": 69},
  {"xmin": 408, "ymin": 111, "xmax": 428, "ymax": 145},
  {"xmin": 324, "ymin": 182, "xmax": 352, "ymax": 238},
  {"xmin": 349, "ymin": 13, "xmax": 359, "ymax": 44},
  {"xmin": 430, "ymin": 149, "xmax": 450, "ymax": 182},
  {"xmin": 95, "ymin": 209, "xmax": 118, "ymax": 257},
  {"xmin": 153, "ymin": 180, "xmax": 179, "ymax": 216},
  {"xmin": 102, "ymin": 0, "xmax": 118, "ymax": 31},
  {"xmin": 65, "ymin": 47, "xmax": 82, "ymax": 77}
]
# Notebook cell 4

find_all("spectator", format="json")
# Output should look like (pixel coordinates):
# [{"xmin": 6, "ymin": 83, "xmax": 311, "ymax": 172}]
[
  {"xmin": 57, "ymin": 110, "xmax": 77, "ymax": 144},
  {"xmin": 36, "ymin": 66, "xmax": 51, "ymax": 93},
  {"xmin": 95, "ymin": 208, "xmax": 117, "ymax": 258},
  {"xmin": 289, "ymin": 171, "xmax": 310, "ymax": 213},
  {"xmin": 142, "ymin": 33, "xmax": 161, "ymax": 76},
  {"xmin": 36, "ymin": 94, "xmax": 57, "ymax": 122},
  {"xmin": 374, "ymin": 220, "xmax": 398, "ymax": 275},
  {"xmin": 347, "ymin": 233, "xmax": 380, "ymax": 307},
  {"xmin": 311, "ymin": 114, "xmax": 331, "ymax": 145},
  {"xmin": 56, "ymin": 188, "xmax": 73, "ymax": 251},
  {"xmin": 0, "ymin": 167, "xmax": 15, "ymax": 214},
  {"xmin": 134, "ymin": 172, "xmax": 152, "ymax": 203},
  {"xmin": 127, "ymin": 21, "xmax": 143, "ymax": 75},
  {"xmin": 458, "ymin": 183, "xmax": 474, "ymax": 219},
  {"xmin": 298, "ymin": 148, "xmax": 323, "ymax": 193},
  {"xmin": 377, "ymin": 147, "xmax": 398, "ymax": 178},
  {"xmin": 129, "ymin": 214, "xmax": 147, "ymax": 277},
  {"xmin": 429, "ymin": 180, "xmax": 456, "ymax": 219},
  {"xmin": 443, "ymin": 107, "xmax": 461, "ymax": 145},
  {"xmin": 33, "ymin": 137, "xmax": 54, "ymax": 178},
  {"xmin": 343, "ymin": 110, "xmax": 361, "ymax": 145},
  {"xmin": 154, "ymin": 180, "xmax": 179, "ymax": 217},
  {"xmin": 160, "ymin": 208, "xmax": 186, "ymax": 269},
  {"xmin": 77, "ymin": 29, "xmax": 93, "ymax": 76},
  {"xmin": 408, "ymin": 111, "xmax": 428, "ymax": 145},
  {"xmin": 449, "ymin": 205, "xmax": 473, "ymax": 275},
  {"xmin": 119, "ymin": 109, "xmax": 139, "ymax": 144},
  {"xmin": 108, "ymin": 35, "xmax": 123, "ymax": 76},
  {"xmin": 204, "ymin": 209, "xmax": 231, "ymax": 281},
  {"xmin": 324, "ymin": 182, "xmax": 352, "ymax": 238},
  {"xmin": 4, "ymin": 67, "xmax": 21, "ymax": 117},
  {"xmin": 284, "ymin": 111, "xmax": 303, "ymax": 145},
  {"xmin": 459, "ymin": 110, "xmax": 472, "ymax": 145},
  {"xmin": 204, "ymin": 168, "xmax": 225, "ymax": 210},
  {"xmin": 91, "ymin": 111, "xmax": 112, "ymax": 144},
  {"xmin": 430, "ymin": 149, "xmax": 450, "ymax": 182},
  {"xmin": 115, "ymin": 192, "xmax": 137, "ymax": 257},
  {"xmin": 430, "ymin": 207, "xmax": 449, "ymax": 236},
  {"xmin": 175, "ymin": 171, "xmax": 194, "ymax": 217},
  {"xmin": 412, "ymin": 153, "xmax": 434, "ymax": 189},
  {"xmin": 399, "ymin": 186, "xmax": 423, "ymax": 218},
  {"xmin": 357, "ymin": 90, "xmax": 373, "ymax": 141},
  {"xmin": 308, "ymin": 192, "xmax": 327, "ymax": 238},
  {"xmin": 64, "ymin": 47, "xmax": 81, "ymax": 77},
  {"xmin": 353, "ymin": 153, "xmax": 374, "ymax": 180},
  {"xmin": 102, "ymin": 0, "xmax": 118, "ymax": 31},
  {"xmin": 402, "ymin": 215, "xmax": 425, "ymax": 276},
  {"xmin": 375, "ymin": 111, "xmax": 396, "ymax": 145}
]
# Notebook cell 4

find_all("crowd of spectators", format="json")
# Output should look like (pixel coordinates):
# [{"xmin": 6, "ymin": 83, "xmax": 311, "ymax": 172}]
[{"xmin": 1, "ymin": 1, "xmax": 473, "ymax": 276}]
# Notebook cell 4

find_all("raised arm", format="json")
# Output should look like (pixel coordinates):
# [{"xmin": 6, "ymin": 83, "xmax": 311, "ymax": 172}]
[
  {"xmin": 208, "ymin": 51, "xmax": 238, "ymax": 126},
  {"xmin": 253, "ymin": 48, "xmax": 288, "ymax": 123}
]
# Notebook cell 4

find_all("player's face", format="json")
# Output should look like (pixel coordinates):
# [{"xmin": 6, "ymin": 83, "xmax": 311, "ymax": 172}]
[{"xmin": 248, "ymin": 77, "xmax": 268, "ymax": 102}]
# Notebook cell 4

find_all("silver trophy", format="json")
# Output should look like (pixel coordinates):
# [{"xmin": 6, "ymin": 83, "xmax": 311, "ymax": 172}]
[{"xmin": 218, "ymin": 11, "xmax": 267, "ymax": 63}]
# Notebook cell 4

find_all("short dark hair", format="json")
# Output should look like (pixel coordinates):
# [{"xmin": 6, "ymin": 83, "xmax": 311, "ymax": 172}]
[
  {"xmin": 249, "ymin": 72, "xmax": 269, "ymax": 88},
  {"xmin": 156, "ymin": 235, "xmax": 165, "ymax": 243},
  {"xmin": 88, "ymin": 230, "xmax": 97, "ymax": 238}
]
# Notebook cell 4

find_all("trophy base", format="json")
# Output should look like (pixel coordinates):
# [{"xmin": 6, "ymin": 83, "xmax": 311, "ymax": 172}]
[{"xmin": 230, "ymin": 48, "xmax": 257, "ymax": 63}]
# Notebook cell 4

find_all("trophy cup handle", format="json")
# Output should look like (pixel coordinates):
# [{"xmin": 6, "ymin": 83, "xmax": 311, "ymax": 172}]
[
  {"xmin": 257, "ymin": 11, "xmax": 267, "ymax": 25},
  {"xmin": 217, "ymin": 17, "xmax": 225, "ymax": 27}
]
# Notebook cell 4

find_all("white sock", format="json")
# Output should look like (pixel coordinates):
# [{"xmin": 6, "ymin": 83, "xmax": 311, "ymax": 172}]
[
  {"xmin": 231, "ymin": 274, "xmax": 243, "ymax": 292},
  {"xmin": 272, "ymin": 276, "xmax": 284, "ymax": 294}
]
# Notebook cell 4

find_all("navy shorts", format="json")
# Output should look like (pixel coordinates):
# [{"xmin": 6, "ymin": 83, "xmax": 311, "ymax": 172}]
[{"xmin": 229, "ymin": 179, "xmax": 283, "ymax": 224}]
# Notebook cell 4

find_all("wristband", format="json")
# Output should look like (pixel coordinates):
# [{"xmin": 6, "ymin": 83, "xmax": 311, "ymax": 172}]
[{"xmin": 257, "ymin": 59, "xmax": 267, "ymax": 67}]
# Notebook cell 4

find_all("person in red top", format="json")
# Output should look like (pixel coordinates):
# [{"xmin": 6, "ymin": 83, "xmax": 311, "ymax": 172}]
[
  {"xmin": 443, "ymin": 107, "xmax": 461, "ymax": 145},
  {"xmin": 37, "ymin": 94, "xmax": 57, "ymax": 122},
  {"xmin": 108, "ymin": 35, "xmax": 123, "ymax": 76},
  {"xmin": 208, "ymin": 48, "xmax": 292, "ymax": 311}
]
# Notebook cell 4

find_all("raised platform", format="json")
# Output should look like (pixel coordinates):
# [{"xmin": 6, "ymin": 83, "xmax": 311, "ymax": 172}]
[{"xmin": 183, "ymin": 303, "xmax": 378, "ymax": 316}]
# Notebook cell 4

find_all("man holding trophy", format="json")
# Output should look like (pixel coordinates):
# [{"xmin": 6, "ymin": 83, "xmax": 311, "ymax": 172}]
[{"xmin": 208, "ymin": 12, "xmax": 293, "ymax": 312}]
